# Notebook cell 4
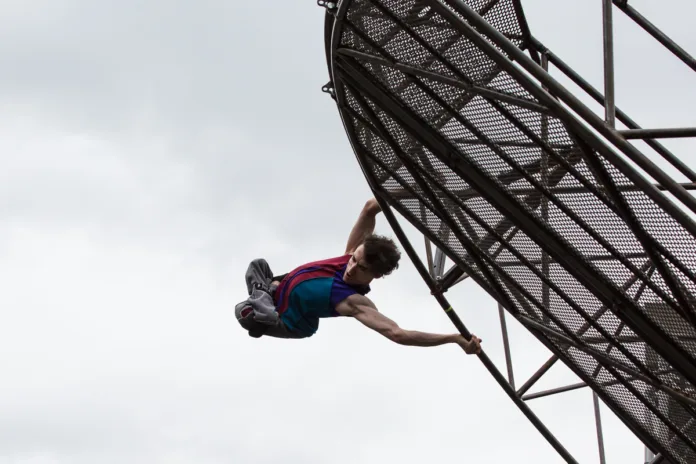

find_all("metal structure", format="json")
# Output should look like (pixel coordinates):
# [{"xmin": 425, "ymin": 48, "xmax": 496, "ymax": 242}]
[{"xmin": 319, "ymin": 0, "xmax": 696, "ymax": 463}]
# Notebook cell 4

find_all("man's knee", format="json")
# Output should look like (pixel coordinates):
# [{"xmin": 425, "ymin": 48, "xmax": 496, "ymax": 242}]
[
  {"xmin": 245, "ymin": 258, "xmax": 275, "ymax": 294},
  {"xmin": 249, "ymin": 258, "xmax": 272, "ymax": 274}
]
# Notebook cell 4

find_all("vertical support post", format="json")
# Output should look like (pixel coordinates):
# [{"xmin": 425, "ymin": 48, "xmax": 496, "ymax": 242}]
[
  {"xmin": 434, "ymin": 247, "xmax": 447, "ymax": 279},
  {"xmin": 425, "ymin": 237, "xmax": 435, "ymax": 277},
  {"xmin": 603, "ymin": 0, "xmax": 616, "ymax": 128},
  {"xmin": 603, "ymin": 5, "xmax": 643, "ymax": 462},
  {"xmin": 540, "ymin": 51, "xmax": 551, "ymax": 325},
  {"xmin": 593, "ymin": 392, "xmax": 608, "ymax": 464},
  {"xmin": 599, "ymin": 9, "xmax": 614, "ymax": 462},
  {"xmin": 420, "ymin": 202, "xmax": 436, "ymax": 278},
  {"xmin": 498, "ymin": 303, "xmax": 515, "ymax": 388}
]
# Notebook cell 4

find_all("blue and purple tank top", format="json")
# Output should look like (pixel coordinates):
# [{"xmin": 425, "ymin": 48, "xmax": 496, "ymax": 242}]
[{"xmin": 273, "ymin": 254, "xmax": 371, "ymax": 337}]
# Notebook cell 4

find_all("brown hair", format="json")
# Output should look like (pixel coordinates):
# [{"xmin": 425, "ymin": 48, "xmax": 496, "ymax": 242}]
[{"xmin": 362, "ymin": 234, "xmax": 401, "ymax": 277}]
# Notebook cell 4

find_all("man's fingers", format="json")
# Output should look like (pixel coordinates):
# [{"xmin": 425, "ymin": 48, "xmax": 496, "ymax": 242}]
[
  {"xmin": 470, "ymin": 335, "xmax": 482, "ymax": 354},
  {"xmin": 459, "ymin": 334, "xmax": 483, "ymax": 354}
]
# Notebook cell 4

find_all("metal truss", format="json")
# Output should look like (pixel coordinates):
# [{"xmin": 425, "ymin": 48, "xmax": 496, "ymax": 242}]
[{"xmin": 320, "ymin": 0, "xmax": 696, "ymax": 463}]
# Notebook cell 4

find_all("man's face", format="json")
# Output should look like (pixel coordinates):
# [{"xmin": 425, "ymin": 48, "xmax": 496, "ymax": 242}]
[{"xmin": 344, "ymin": 244, "xmax": 377, "ymax": 285}]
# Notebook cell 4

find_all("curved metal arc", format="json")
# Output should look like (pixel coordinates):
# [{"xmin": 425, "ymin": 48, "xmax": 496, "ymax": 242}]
[
  {"xmin": 340, "ymin": 12, "xmax": 623, "ymax": 274},
  {"xmin": 336, "ymin": 19, "xmax": 534, "ymax": 261},
  {"xmin": 337, "ymin": 46, "xmax": 696, "ymax": 388},
  {"xmin": 339, "ymin": 66, "xmax": 696, "ymax": 433},
  {"xmin": 332, "ymin": 57, "xmax": 696, "ymax": 460},
  {"xmin": 338, "ymin": 1, "xmax": 695, "ymax": 323},
  {"xmin": 343, "ymin": 111, "xmax": 688, "ymax": 462},
  {"xmin": 325, "ymin": 2, "xmax": 696, "ymax": 462}
]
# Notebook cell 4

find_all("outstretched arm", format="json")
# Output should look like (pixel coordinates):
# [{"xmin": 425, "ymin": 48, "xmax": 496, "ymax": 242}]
[
  {"xmin": 336, "ymin": 294, "xmax": 482, "ymax": 352},
  {"xmin": 344, "ymin": 198, "xmax": 382, "ymax": 255}
]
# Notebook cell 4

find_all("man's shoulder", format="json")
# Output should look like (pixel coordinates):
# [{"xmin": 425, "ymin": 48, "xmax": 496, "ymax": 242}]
[
  {"xmin": 319, "ymin": 254, "xmax": 352, "ymax": 266},
  {"xmin": 337, "ymin": 293, "xmax": 375, "ymax": 311},
  {"xmin": 279, "ymin": 254, "xmax": 351, "ymax": 285},
  {"xmin": 335, "ymin": 293, "xmax": 365, "ymax": 316},
  {"xmin": 296, "ymin": 254, "xmax": 352, "ymax": 270},
  {"xmin": 346, "ymin": 292, "xmax": 370, "ymax": 302}
]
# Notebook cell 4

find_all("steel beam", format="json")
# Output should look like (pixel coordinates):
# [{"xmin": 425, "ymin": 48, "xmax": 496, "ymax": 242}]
[
  {"xmin": 602, "ymin": 0, "xmax": 616, "ymax": 128},
  {"xmin": 620, "ymin": 128, "xmax": 696, "ymax": 140},
  {"xmin": 612, "ymin": 0, "xmax": 696, "ymax": 72}
]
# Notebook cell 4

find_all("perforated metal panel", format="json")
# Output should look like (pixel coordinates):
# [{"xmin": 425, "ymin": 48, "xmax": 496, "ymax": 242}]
[{"xmin": 324, "ymin": 1, "xmax": 696, "ymax": 463}]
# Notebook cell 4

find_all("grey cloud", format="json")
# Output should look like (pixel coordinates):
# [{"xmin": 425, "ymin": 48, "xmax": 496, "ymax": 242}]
[
  {"xmin": 0, "ymin": 0, "xmax": 363, "ymax": 254},
  {"xmin": 0, "ymin": 1, "xmax": 335, "ymax": 136},
  {"xmin": 1, "ymin": 1, "xmax": 693, "ymax": 463}
]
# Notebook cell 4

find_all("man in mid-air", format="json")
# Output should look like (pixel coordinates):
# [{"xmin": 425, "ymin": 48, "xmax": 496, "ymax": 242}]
[{"xmin": 235, "ymin": 197, "xmax": 482, "ymax": 354}]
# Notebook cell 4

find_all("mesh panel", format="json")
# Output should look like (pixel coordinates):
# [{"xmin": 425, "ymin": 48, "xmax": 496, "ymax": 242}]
[{"xmin": 329, "ymin": 1, "xmax": 696, "ymax": 462}]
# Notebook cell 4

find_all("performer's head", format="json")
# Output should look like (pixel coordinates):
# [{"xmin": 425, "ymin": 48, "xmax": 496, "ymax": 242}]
[{"xmin": 344, "ymin": 234, "xmax": 401, "ymax": 285}]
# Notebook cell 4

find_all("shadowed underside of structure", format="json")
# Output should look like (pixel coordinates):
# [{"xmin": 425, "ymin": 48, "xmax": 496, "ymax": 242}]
[{"xmin": 322, "ymin": 0, "xmax": 696, "ymax": 463}]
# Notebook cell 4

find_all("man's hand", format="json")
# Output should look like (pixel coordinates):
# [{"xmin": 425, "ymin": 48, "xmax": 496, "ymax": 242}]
[
  {"xmin": 456, "ymin": 334, "xmax": 482, "ymax": 355},
  {"xmin": 365, "ymin": 197, "xmax": 381, "ymax": 214}
]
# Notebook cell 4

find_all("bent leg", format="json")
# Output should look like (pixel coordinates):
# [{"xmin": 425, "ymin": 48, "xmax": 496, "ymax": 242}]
[
  {"xmin": 235, "ymin": 261, "xmax": 303, "ymax": 339},
  {"xmin": 245, "ymin": 259, "xmax": 274, "ymax": 295},
  {"xmin": 236, "ymin": 306, "xmax": 305, "ymax": 339}
]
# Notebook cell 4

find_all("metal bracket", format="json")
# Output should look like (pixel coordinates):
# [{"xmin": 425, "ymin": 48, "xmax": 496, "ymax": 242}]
[
  {"xmin": 430, "ymin": 281, "xmax": 446, "ymax": 297},
  {"xmin": 317, "ymin": 0, "xmax": 337, "ymax": 13},
  {"xmin": 322, "ymin": 81, "xmax": 336, "ymax": 99}
]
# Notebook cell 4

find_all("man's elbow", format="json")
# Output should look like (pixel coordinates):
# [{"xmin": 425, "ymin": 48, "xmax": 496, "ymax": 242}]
[{"xmin": 385, "ymin": 328, "xmax": 409, "ymax": 345}]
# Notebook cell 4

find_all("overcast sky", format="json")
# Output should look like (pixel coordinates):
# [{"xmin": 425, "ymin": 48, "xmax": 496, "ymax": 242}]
[{"xmin": 1, "ymin": 1, "xmax": 694, "ymax": 463}]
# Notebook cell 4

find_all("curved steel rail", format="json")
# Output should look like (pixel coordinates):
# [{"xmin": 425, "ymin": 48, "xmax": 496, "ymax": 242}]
[{"xmin": 321, "ymin": 1, "xmax": 696, "ymax": 463}]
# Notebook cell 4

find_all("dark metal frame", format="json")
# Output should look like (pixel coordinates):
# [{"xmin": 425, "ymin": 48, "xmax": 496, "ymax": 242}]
[{"xmin": 320, "ymin": 1, "xmax": 696, "ymax": 463}]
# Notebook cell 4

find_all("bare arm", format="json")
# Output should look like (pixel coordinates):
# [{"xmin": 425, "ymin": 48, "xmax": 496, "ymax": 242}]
[
  {"xmin": 344, "ymin": 198, "xmax": 382, "ymax": 255},
  {"xmin": 336, "ymin": 294, "xmax": 482, "ymax": 352}
]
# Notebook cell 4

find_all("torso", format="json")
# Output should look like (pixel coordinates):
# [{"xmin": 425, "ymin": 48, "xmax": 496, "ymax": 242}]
[{"xmin": 273, "ymin": 254, "xmax": 370, "ymax": 337}]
